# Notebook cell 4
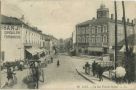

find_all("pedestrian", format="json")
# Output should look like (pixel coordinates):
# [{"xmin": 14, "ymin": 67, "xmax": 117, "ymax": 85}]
[
  {"xmin": 7, "ymin": 67, "xmax": 13, "ymax": 81},
  {"xmin": 95, "ymin": 63, "xmax": 99, "ymax": 78},
  {"xmin": 92, "ymin": 61, "xmax": 96, "ymax": 76},
  {"xmin": 6, "ymin": 67, "xmax": 17, "ymax": 86},
  {"xmin": 85, "ymin": 62, "xmax": 90, "ymax": 75},
  {"xmin": 98, "ymin": 65, "xmax": 104, "ymax": 81},
  {"xmin": 57, "ymin": 60, "xmax": 60, "ymax": 67},
  {"xmin": 51, "ymin": 57, "xmax": 53, "ymax": 63}
]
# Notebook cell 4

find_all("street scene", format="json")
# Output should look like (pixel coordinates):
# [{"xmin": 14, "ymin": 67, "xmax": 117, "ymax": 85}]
[{"xmin": 0, "ymin": 0, "xmax": 136, "ymax": 90}]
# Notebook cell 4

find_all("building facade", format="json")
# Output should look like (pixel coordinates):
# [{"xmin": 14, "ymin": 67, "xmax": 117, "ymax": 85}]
[
  {"xmin": 74, "ymin": 4, "xmax": 135, "ymax": 55},
  {"xmin": 1, "ymin": 15, "xmax": 46, "ymax": 62}
]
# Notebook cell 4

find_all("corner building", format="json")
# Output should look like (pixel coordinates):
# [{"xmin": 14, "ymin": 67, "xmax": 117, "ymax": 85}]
[
  {"xmin": 1, "ymin": 15, "xmax": 45, "ymax": 62},
  {"xmin": 75, "ymin": 4, "xmax": 134, "ymax": 55}
]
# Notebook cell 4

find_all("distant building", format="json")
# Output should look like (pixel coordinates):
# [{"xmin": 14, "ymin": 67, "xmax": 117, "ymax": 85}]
[
  {"xmin": 74, "ymin": 4, "xmax": 135, "ymax": 55},
  {"xmin": 64, "ymin": 37, "xmax": 73, "ymax": 52},
  {"xmin": 45, "ymin": 35, "xmax": 59, "ymax": 55},
  {"xmin": 1, "ymin": 15, "xmax": 45, "ymax": 62},
  {"xmin": 57, "ymin": 39, "xmax": 65, "ymax": 53},
  {"xmin": 42, "ymin": 34, "xmax": 50, "ymax": 51}
]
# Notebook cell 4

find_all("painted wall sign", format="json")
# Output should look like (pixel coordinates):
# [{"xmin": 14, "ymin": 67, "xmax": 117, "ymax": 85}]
[{"xmin": 2, "ymin": 25, "xmax": 21, "ymax": 39}]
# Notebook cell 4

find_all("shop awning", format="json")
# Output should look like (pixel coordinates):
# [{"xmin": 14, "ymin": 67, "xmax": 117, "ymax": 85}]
[
  {"xmin": 36, "ymin": 48, "xmax": 44, "ymax": 54},
  {"xmin": 26, "ymin": 48, "xmax": 37, "ymax": 56},
  {"xmin": 26, "ymin": 48, "xmax": 44, "ymax": 56},
  {"xmin": 88, "ymin": 47, "xmax": 103, "ymax": 52}
]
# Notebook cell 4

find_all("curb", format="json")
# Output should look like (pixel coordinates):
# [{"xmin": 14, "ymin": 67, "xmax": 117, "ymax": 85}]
[
  {"xmin": 76, "ymin": 69, "xmax": 95, "ymax": 84},
  {"xmin": 102, "ymin": 75, "xmax": 116, "ymax": 82}
]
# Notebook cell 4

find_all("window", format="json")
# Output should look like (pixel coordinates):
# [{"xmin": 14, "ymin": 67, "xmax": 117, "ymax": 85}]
[
  {"xmin": 91, "ymin": 27, "xmax": 95, "ymax": 34},
  {"xmin": 82, "ymin": 36, "xmax": 84, "ymax": 43},
  {"xmin": 103, "ymin": 35, "xmax": 107, "ymax": 43},
  {"xmin": 95, "ymin": 26, "xmax": 97, "ymax": 33},
  {"xmin": 78, "ymin": 36, "xmax": 81, "ymax": 43},
  {"xmin": 96, "ymin": 36, "xmax": 101, "ymax": 43},
  {"xmin": 101, "ymin": 26, "xmax": 103, "ymax": 33},
  {"xmin": 79, "ymin": 37, "xmax": 81, "ymax": 42},
  {"xmin": 86, "ymin": 36, "xmax": 89, "ymax": 43},
  {"xmin": 91, "ymin": 36, "xmax": 95, "ymax": 43},
  {"xmin": 97, "ymin": 26, "xmax": 101, "ymax": 33},
  {"xmin": 103, "ymin": 25, "xmax": 107, "ymax": 32},
  {"xmin": 82, "ymin": 27, "xmax": 85, "ymax": 34}
]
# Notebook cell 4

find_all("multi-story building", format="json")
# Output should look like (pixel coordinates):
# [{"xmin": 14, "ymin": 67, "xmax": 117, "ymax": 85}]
[
  {"xmin": 74, "ymin": 4, "xmax": 135, "ymax": 55},
  {"xmin": 1, "ymin": 15, "xmax": 45, "ymax": 62},
  {"xmin": 42, "ymin": 34, "xmax": 50, "ymax": 51}
]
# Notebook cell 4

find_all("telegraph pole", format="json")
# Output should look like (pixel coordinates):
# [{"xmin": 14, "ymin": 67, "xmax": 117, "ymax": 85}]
[
  {"xmin": 122, "ymin": 1, "xmax": 129, "ymax": 58},
  {"xmin": 0, "ymin": 0, "xmax": 1, "ymax": 87},
  {"xmin": 114, "ymin": 1, "xmax": 118, "ymax": 70},
  {"xmin": 122, "ymin": 1, "xmax": 129, "ymax": 74},
  {"xmin": 122, "ymin": 1, "xmax": 129, "ymax": 81}
]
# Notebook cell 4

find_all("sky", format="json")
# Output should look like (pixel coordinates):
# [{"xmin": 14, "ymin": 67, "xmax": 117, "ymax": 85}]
[{"xmin": 1, "ymin": 0, "xmax": 136, "ymax": 39}]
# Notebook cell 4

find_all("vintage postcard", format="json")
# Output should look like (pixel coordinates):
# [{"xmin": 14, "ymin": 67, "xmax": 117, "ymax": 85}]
[{"xmin": 0, "ymin": 0, "xmax": 136, "ymax": 90}]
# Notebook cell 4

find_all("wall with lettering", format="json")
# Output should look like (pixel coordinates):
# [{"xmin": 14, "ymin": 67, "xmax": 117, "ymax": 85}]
[{"xmin": 1, "ymin": 24, "xmax": 23, "ymax": 62}]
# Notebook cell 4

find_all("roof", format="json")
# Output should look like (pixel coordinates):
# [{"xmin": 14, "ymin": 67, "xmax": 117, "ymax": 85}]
[
  {"xmin": 77, "ymin": 20, "xmax": 92, "ymax": 26},
  {"xmin": 1, "ymin": 15, "xmax": 42, "ymax": 34},
  {"xmin": 1, "ymin": 15, "xmax": 24, "ymax": 25},
  {"xmin": 76, "ymin": 18, "xmax": 133, "ymax": 27}
]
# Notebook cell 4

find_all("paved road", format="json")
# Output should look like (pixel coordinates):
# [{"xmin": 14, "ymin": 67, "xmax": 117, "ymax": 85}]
[
  {"xmin": 40, "ymin": 55, "xmax": 92, "ymax": 89},
  {"xmin": 1, "ymin": 55, "xmax": 94, "ymax": 89}
]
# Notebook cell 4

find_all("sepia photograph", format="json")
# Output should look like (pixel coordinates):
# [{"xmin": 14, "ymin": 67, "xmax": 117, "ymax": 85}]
[{"xmin": 0, "ymin": 0, "xmax": 136, "ymax": 90}]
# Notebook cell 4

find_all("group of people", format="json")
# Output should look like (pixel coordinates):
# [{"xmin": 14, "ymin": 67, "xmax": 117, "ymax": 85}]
[
  {"xmin": 84, "ymin": 61, "xmax": 105, "ymax": 81},
  {"xmin": 92, "ymin": 61, "xmax": 104, "ymax": 81}
]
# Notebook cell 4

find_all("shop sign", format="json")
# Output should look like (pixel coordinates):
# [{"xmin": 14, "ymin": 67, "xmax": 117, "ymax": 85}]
[{"xmin": 2, "ymin": 25, "xmax": 21, "ymax": 39}]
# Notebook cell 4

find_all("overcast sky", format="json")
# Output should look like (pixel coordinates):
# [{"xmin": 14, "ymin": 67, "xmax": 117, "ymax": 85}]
[{"xmin": 1, "ymin": 0, "xmax": 136, "ymax": 39}]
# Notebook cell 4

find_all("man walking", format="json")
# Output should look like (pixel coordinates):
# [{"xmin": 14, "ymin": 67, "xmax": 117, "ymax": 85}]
[
  {"xmin": 92, "ymin": 61, "xmax": 96, "ymax": 76},
  {"xmin": 85, "ymin": 62, "xmax": 90, "ymax": 75},
  {"xmin": 98, "ymin": 65, "xmax": 104, "ymax": 81}
]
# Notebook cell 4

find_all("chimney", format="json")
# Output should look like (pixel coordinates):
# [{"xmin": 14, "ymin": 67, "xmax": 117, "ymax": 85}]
[
  {"xmin": 111, "ymin": 14, "xmax": 114, "ymax": 20},
  {"xmin": 127, "ymin": 18, "xmax": 129, "ymax": 23},
  {"xmin": 92, "ymin": 17, "xmax": 95, "ymax": 20}
]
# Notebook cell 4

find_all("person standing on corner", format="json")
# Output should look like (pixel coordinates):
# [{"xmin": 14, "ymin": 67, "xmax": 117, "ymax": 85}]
[
  {"xmin": 92, "ymin": 61, "xmax": 96, "ymax": 76},
  {"xmin": 85, "ymin": 62, "xmax": 90, "ymax": 75},
  {"xmin": 57, "ymin": 60, "xmax": 60, "ymax": 67}
]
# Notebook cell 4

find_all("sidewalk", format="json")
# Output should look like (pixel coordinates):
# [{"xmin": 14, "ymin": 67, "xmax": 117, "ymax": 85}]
[
  {"xmin": 76, "ymin": 66, "xmax": 116, "ymax": 84},
  {"xmin": 78, "ymin": 55, "xmax": 94, "ymax": 59}
]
